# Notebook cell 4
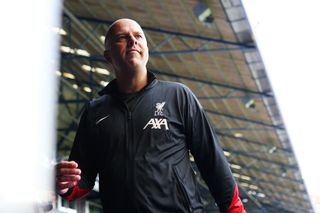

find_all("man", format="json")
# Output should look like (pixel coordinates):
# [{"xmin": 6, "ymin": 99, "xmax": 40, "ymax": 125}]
[{"xmin": 56, "ymin": 18, "xmax": 246, "ymax": 213}]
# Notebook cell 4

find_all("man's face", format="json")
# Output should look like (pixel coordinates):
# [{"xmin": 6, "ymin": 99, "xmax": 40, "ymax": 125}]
[{"xmin": 105, "ymin": 19, "xmax": 149, "ymax": 72}]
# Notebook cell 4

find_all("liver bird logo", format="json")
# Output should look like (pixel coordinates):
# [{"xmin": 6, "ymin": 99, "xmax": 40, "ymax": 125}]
[{"xmin": 155, "ymin": 102, "xmax": 166, "ymax": 116}]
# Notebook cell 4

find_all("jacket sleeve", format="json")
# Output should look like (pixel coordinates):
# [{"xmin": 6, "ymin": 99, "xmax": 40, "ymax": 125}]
[
  {"xmin": 183, "ymin": 87, "xmax": 246, "ymax": 213},
  {"xmin": 62, "ymin": 103, "xmax": 99, "ymax": 200}
]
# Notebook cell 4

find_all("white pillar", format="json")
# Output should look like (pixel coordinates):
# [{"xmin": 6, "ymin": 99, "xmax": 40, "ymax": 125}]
[{"xmin": 0, "ymin": 0, "xmax": 62, "ymax": 212}]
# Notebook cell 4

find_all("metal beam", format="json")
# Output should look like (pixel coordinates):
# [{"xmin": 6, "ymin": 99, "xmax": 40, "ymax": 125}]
[
  {"xmin": 59, "ymin": 75, "xmax": 102, "ymax": 88},
  {"xmin": 226, "ymin": 149, "xmax": 298, "ymax": 170},
  {"xmin": 66, "ymin": 15, "xmax": 255, "ymax": 49},
  {"xmin": 217, "ymin": 132, "xmax": 292, "ymax": 154},
  {"xmin": 151, "ymin": 35, "xmax": 175, "ymax": 51},
  {"xmin": 238, "ymin": 176, "xmax": 306, "ymax": 197},
  {"xmin": 258, "ymin": 184, "xmax": 308, "ymax": 203},
  {"xmin": 197, "ymin": 95, "xmax": 266, "ymax": 100},
  {"xmin": 217, "ymin": 127, "xmax": 275, "ymax": 132},
  {"xmin": 206, "ymin": 109, "xmax": 284, "ymax": 130},
  {"xmin": 149, "ymin": 46, "xmax": 255, "ymax": 55},
  {"xmin": 63, "ymin": 8, "xmax": 103, "ymax": 52},
  {"xmin": 257, "ymin": 188, "xmax": 310, "ymax": 212},
  {"xmin": 228, "ymin": 159, "xmax": 303, "ymax": 184},
  {"xmin": 59, "ymin": 73, "xmax": 90, "ymax": 100},
  {"xmin": 150, "ymin": 69, "xmax": 273, "ymax": 98}
]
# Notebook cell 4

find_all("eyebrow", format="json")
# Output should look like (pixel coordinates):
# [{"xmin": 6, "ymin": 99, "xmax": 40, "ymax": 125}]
[
  {"xmin": 113, "ymin": 32, "xmax": 143, "ymax": 37},
  {"xmin": 105, "ymin": 31, "xmax": 144, "ymax": 49}
]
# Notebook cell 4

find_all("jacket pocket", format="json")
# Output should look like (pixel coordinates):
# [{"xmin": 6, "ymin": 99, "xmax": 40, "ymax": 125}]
[{"xmin": 173, "ymin": 166, "xmax": 193, "ymax": 212}]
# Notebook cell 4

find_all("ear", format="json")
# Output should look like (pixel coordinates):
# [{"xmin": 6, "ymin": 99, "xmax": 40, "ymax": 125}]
[{"xmin": 104, "ymin": 50, "xmax": 112, "ymax": 64}]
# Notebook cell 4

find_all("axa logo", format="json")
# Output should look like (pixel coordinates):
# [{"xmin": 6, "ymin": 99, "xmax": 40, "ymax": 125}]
[
  {"xmin": 143, "ymin": 102, "xmax": 169, "ymax": 130},
  {"xmin": 143, "ymin": 118, "xmax": 169, "ymax": 130}
]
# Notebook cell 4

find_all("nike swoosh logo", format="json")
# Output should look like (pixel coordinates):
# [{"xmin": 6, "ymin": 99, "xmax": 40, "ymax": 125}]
[{"xmin": 95, "ymin": 114, "xmax": 110, "ymax": 125}]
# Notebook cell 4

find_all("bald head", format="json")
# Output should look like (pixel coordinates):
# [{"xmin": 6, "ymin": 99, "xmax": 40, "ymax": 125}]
[
  {"xmin": 103, "ymin": 18, "xmax": 149, "ymax": 77},
  {"xmin": 104, "ymin": 18, "xmax": 146, "ymax": 50}
]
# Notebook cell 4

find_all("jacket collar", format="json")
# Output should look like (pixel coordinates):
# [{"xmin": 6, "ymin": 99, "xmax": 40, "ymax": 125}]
[{"xmin": 98, "ymin": 71, "xmax": 157, "ymax": 96}]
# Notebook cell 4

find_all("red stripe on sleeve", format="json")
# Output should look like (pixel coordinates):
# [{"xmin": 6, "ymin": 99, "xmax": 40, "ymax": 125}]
[
  {"xmin": 65, "ymin": 186, "xmax": 91, "ymax": 201},
  {"xmin": 227, "ymin": 184, "xmax": 247, "ymax": 213}
]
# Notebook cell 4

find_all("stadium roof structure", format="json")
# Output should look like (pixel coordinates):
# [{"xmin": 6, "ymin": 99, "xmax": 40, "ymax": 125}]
[{"xmin": 56, "ymin": 0, "xmax": 314, "ymax": 212}]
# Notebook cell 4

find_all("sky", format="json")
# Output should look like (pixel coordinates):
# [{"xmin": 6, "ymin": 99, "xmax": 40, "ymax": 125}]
[{"xmin": 242, "ymin": 0, "xmax": 320, "ymax": 212}]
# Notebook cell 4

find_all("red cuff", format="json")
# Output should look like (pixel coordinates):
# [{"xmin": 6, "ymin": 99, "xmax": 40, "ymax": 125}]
[
  {"xmin": 228, "ymin": 184, "xmax": 246, "ymax": 213},
  {"xmin": 65, "ymin": 185, "xmax": 91, "ymax": 201}
]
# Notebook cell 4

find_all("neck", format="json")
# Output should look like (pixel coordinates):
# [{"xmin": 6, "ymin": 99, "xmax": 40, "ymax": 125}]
[{"xmin": 116, "ymin": 67, "xmax": 148, "ymax": 93}]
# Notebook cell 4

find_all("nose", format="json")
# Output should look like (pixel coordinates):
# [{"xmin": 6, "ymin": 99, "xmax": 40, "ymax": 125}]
[{"xmin": 127, "ymin": 34, "xmax": 137, "ymax": 46}]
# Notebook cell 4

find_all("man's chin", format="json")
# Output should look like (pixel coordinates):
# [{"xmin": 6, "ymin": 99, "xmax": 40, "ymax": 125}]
[{"xmin": 126, "ymin": 58, "xmax": 144, "ymax": 68}]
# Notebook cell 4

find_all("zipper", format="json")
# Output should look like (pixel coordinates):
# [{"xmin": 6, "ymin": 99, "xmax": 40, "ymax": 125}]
[
  {"xmin": 118, "ymin": 99, "xmax": 132, "ymax": 195},
  {"xmin": 173, "ymin": 167, "xmax": 193, "ymax": 212},
  {"xmin": 126, "ymin": 108, "xmax": 135, "ymax": 206},
  {"xmin": 118, "ymin": 93, "xmax": 140, "ymax": 208},
  {"xmin": 128, "ymin": 111, "xmax": 132, "ymax": 120},
  {"xmin": 126, "ymin": 108, "xmax": 132, "ymax": 186}
]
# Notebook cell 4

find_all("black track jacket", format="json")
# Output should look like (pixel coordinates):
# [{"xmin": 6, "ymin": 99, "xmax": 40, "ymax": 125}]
[{"xmin": 64, "ymin": 72, "xmax": 245, "ymax": 213}]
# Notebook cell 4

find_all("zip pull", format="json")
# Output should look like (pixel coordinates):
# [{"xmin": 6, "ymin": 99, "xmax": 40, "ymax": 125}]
[{"xmin": 127, "ymin": 111, "xmax": 132, "ymax": 120}]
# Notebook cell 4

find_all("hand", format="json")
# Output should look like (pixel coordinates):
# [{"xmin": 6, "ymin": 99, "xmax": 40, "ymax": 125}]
[{"xmin": 55, "ymin": 161, "xmax": 81, "ymax": 195}]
